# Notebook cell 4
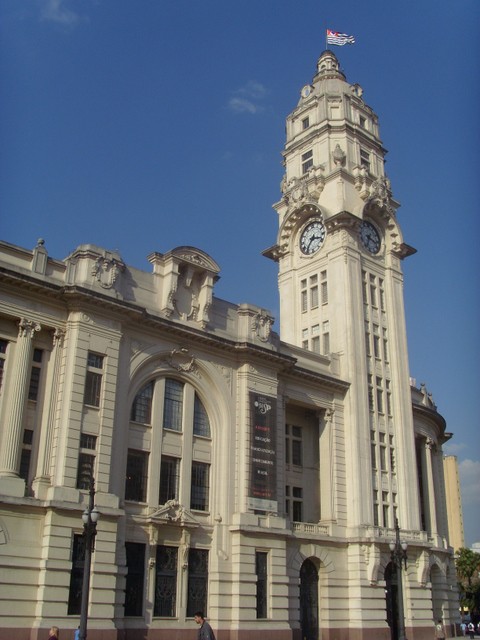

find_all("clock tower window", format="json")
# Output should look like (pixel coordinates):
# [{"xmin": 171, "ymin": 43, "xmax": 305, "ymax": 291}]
[
  {"xmin": 301, "ymin": 150, "xmax": 313, "ymax": 174},
  {"xmin": 360, "ymin": 148, "xmax": 370, "ymax": 172},
  {"xmin": 302, "ymin": 116, "xmax": 310, "ymax": 130}
]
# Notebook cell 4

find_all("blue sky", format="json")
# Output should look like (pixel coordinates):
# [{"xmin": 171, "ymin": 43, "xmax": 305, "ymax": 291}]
[{"xmin": 1, "ymin": 0, "xmax": 478, "ymax": 545}]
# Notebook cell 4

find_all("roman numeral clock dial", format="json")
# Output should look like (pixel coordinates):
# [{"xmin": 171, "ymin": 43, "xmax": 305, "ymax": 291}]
[
  {"xmin": 300, "ymin": 221, "xmax": 326, "ymax": 255},
  {"xmin": 359, "ymin": 220, "xmax": 381, "ymax": 254}
]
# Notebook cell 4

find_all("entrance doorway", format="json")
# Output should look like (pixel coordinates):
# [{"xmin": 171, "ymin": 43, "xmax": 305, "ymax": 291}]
[{"xmin": 300, "ymin": 559, "xmax": 319, "ymax": 640}]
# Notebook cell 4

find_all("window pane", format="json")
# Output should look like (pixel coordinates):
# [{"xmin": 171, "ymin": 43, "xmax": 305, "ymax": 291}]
[
  {"xmin": 125, "ymin": 542, "xmax": 146, "ymax": 617},
  {"xmin": 256, "ymin": 551, "xmax": 268, "ymax": 619},
  {"xmin": 291, "ymin": 440, "xmax": 302, "ymax": 466},
  {"xmin": 125, "ymin": 450, "xmax": 148, "ymax": 502},
  {"xmin": 76, "ymin": 453, "xmax": 94, "ymax": 490},
  {"xmin": 154, "ymin": 546, "xmax": 178, "ymax": 617},
  {"xmin": 84, "ymin": 371, "xmax": 102, "ymax": 407},
  {"xmin": 131, "ymin": 381, "xmax": 154, "ymax": 424},
  {"xmin": 87, "ymin": 352, "xmax": 103, "ymax": 369},
  {"xmin": 186, "ymin": 549, "xmax": 208, "ymax": 617},
  {"xmin": 68, "ymin": 534, "xmax": 85, "ymax": 615},
  {"xmin": 159, "ymin": 456, "xmax": 180, "ymax": 504},
  {"xmin": 193, "ymin": 394, "xmax": 211, "ymax": 437},
  {"xmin": 28, "ymin": 365, "xmax": 41, "ymax": 401},
  {"xmin": 190, "ymin": 462, "xmax": 209, "ymax": 511},
  {"xmin": 80, "ymin": 433, "xmax": 97, "ymax": 450},
  {"xmin": 163, "ymin": 379, "xmax": 184, "ymax": 431}
]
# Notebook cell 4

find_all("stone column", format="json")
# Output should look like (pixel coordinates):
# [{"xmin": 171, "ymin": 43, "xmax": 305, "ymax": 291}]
[
  {"xmin": 0, "ymin": 317, "xmax": 41, "ymax": 496},
  {"xmin": 424, "ymin": 438, "xmax": 438, "ymax": 536},
  {"xmin": 32, "ymin": 328, "xmax": 65, "ymax": 499}
]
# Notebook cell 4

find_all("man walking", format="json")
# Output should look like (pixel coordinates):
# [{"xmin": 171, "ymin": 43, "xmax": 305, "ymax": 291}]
[{"xmin": 194, "ymin": 611, "xmax": 216, "ymax": 640}]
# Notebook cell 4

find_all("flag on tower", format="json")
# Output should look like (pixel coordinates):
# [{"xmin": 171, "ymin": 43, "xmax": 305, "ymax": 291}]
[{"xmin": 326, "ymin": 29, "xmax": 355, "ymax": 46}]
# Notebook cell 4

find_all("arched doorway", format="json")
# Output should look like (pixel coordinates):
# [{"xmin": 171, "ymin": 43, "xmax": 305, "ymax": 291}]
[
  {"xmin": 300, "ymin": 559, "xmax": 319, "ymax": 640},
  {"xmin": 385, "ymin": 562, "xmax": 399, "ymax": 640}
]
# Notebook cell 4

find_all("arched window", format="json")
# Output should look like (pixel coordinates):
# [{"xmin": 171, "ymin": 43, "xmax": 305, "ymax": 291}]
[
  {"xmin": 125, "ymin": 377, "xmax": 212, "ymax": 511},
  {"xmin": 130, "ymin": 381, "xmax": 154, "ymax": 424}
]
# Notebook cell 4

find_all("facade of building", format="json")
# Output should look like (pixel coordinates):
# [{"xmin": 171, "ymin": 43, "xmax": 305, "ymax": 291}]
[
  {"xmin": 0, "ymin": 51, "xmax": 459, "ymax": 640},
  {"xmin": 443, "ymin": 455, "xmax": 465, "ymax": 552}
]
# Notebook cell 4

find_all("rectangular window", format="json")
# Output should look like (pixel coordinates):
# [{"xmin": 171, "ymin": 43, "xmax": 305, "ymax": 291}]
[
  {"xmin": 187, "ymin": 549, "xmax": 208, "ymax": 617},
  {"xmin": 310, "ymin": 285, "xmax": 319, "ymax": 308},
  {"xmin": 320, "ymin": 271, "xmax": 328, "ymax": 305},
  {"xmin": 84, "ymin": 352, "xmax": 104, "ymax": 407},
  {"xmin": 360, "ymin": 148, "xmax": 370, "ymax": 172},
  {"xmin": 256, "ymin": 551, "xmax": 268, "ymax": 619},
  {"xmin": 376, "ymin": 377, "xmax": 384, "ymax": 414},
  {"xmin": 19, "ymin": 429, "xmax": 34, "ymax": 482},
  {"xmin": 302, "ymin": 116, "xmax": 310, "ymax": 130},
  {"xmin": 159, "ymin": 456, "xmax": 180, "ymax": 504},
  {"xmin": 359, "ymin": 115, "xmax": 366, "ymax": 129},
  {"xmin": 379, "ymin": 279, "xmax": 386, "ymax": 311},
  {"xmin": 311, "ymin": 336, "xmax": 320, "ymax": 353},
  {"xmin": 383, "ymin": 328, "xmax": 389, "ymax": 362},
  {"xmin": 67, "ymin": 534, "xmax": 85, "ymax": 615},
  {"xmin": 292, "ymin": 486, "xmax": 303, "ymax": 522},
  {"xmin": 373, "ymin": 491, "xmax": 379, "ymax": 526},
  {"xmin": 286, "ymin": 424, "xmax": 303, "ymax": 467},
  {"xmin": 193, "ymin": 394, "xmax": 211, "ymax": 437},
  {"xmin": 125, "ymin": 449, "xmax": 148, "ymax": 502},
  {"xmin": 371, "ymin": 442, "xmax": 377, "ymax": 470},
  {"xmin": 28, "ymin": 348, "xmax": 43, "ymax": 401},
  {"xmin": 322, "ymin": 320, "xmax": 330, "ymax": 355},
  {"xmin": 301, "ymin": 150, "xmax": 313, "ymax": 174},
  {"xmin": 382, "ymin": 502, "xmax": 389, "ymax": 528},
  {"xmin": 80, "ymin": 433, "xmax": 96, "ymax": 450},
  {"xmin": 190, "ymin": 461, "xmax": 209, "ymax": 511},
  {"xmin": 370, "ymin": 275, "xmax": 377, "ymax": 308},
  {"xmin": 368, "ymin": 375, "xmax": 374, "ymax": 412},
  {"xmin": 163, "ymin": 379, "xmax": 184, "ymax": 431},
  {"xmin": 154, "ymin": 545, "xmax": 178, "ymax": 617},
  {"xmin": 125, "ymin": 542, "xmax": 146, "ymax": 617},
  {"xmin": 301, "ymin": 289, "xmax": 307, "ymax": 313},
  {"xmin": 76, "ymin": 453, "xmax": 95, "ymax": 490},
  {"xmin": 373, "ymin": 325, "xmax": 381, "ymax": 359}
]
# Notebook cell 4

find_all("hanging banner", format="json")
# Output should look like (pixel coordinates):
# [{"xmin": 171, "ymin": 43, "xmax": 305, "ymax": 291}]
[{"xmin": 248, "ymin": 392, "xmax": 277, "ymax": 513}]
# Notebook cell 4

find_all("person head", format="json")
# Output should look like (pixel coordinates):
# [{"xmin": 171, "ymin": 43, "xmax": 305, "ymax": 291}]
[
  {"xmin": 49, "ymin": 627, "xmax": 59, "ymax": 638},
  {"xmin": 194, "ymin": 611, "xmax": 205, "ymax": 625}
]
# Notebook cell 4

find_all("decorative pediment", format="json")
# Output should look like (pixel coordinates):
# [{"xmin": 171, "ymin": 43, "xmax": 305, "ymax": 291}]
[{"xmin": 134, "ymin": 500, "xmax": 201, "ymax": 528}]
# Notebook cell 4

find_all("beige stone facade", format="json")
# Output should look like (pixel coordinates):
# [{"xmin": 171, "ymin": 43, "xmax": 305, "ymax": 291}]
[
  {"xmin": 443, "ymin": 456, "xmax": 465, "ymax": 552},
  {"xmin": 0, "ymin": 51, "xmax": 459, "ymax": 639}
]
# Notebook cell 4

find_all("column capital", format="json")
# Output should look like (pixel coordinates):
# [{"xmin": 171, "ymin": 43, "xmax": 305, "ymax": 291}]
[{"xmin": 18, "ymin": 317, "xmax": 41, "ymax": 339}]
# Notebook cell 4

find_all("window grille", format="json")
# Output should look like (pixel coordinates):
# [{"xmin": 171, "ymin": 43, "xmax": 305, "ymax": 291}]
[
  {"xmin": 190, "ymin": 462, "xmax": 210, "ymax": 511},
  {"xmin": 163, "ymin": 379, "xmax": 184, "ymax": 431},
  {"xmin": 131, "ymin": 381, "xmax": 154, "ymax": 424},
  {"xmin": 256, "ymin": 551, "xmax": 268, "ymax": 618},
  {"xmin": 154, "ymin": 546, "xmax": 178, "ymax": 617},
  {"xmin": 186, "ymin": 549, "xmax": 208, "ymax": 617}
]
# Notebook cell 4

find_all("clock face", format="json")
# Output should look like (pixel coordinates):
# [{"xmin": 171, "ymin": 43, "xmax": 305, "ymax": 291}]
[
  {"xmin": 360, "ymin": 220, "xmax": 381, "ymax": 254},
  {"xmin": 300, "ymin": 221, "xmax": 326, "ymax": 255}
]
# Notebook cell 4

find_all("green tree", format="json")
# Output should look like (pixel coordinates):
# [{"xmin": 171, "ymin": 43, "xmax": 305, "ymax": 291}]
[{"xmin": 456, "ymin": 548, "xmax": 480, "ymax": 615}]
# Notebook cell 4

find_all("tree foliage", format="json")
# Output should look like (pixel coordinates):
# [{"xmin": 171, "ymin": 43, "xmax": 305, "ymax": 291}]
[{"xmin": 456, "ymin": 548, "xmax": 480, "ymax": 614}]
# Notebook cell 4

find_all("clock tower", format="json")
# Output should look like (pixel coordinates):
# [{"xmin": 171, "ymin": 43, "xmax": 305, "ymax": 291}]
[{"xmin": 264, "ymin": 49, "xmax": 421, "ymax": 531}]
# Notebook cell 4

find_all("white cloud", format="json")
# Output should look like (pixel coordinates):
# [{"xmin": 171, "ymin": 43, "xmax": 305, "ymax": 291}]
[
  {"xmin": 228, "ymin": 97, "xmax": 261, "ymax": 114},
  {"xmin": 459, "ymin": 458, "xmax": 480, "ymax": 507},
  {"xmin": 40, "ymin": 0, "xmax": 82, "ymax": 26},
  {"xmin": 444, "ymin": 441, "xmax": 467, "ymax": 456},
  {"xmin": 228, "ymin": 81, "xmax": 268, "ymax": 115}
]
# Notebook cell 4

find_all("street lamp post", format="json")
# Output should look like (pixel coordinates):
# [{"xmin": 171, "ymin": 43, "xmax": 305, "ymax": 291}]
[
  {"xmin": 79, "ymin": 476, "xmax": 100, "ymax": 640},
  {"xmin": 389, "ymin": 518, "xmax": 408, "ymax": 640}
]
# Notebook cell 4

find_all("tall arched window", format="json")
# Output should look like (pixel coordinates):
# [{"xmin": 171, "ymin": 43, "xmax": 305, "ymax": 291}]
[{"xmin": 125, "ymin": 377, "xmax": 212, "ymax": 511}]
